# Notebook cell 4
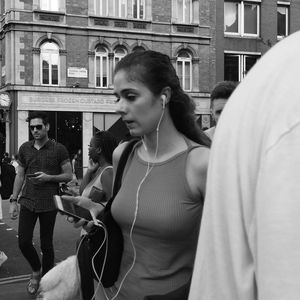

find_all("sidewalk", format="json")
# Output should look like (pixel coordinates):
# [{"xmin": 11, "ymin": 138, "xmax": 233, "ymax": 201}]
[{"xmin": 0, "ymin": 199, "xmax": 81, "ymax": 300}]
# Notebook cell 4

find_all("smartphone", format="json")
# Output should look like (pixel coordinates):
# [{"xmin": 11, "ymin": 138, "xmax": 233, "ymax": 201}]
[{"xmin": 53, "ymin": 195, "xmax": 92, "ymax": 222}]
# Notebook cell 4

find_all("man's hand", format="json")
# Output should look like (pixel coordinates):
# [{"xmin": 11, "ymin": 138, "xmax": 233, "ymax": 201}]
[
  {"xmin": 9, "ymin": 201, "xmax": 19, "ymax": 220},
  {"xmin": 30, "ymin": 172, "xmax": 49, "ymax": 184}
]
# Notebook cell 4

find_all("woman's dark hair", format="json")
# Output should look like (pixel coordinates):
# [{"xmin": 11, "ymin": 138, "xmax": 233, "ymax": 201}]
[
  {"xmin": 94, "ymin": 131, "xmax": 118, "ymax": 164},
  {"xmin": 114, "ymin": 50, "xmax": 211, "ymax": 147}
]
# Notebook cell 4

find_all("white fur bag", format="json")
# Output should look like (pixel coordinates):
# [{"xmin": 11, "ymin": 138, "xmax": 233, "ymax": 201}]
[{"xmin": 37, "ymin": 255, "xmax": 81, "ymax": 300}]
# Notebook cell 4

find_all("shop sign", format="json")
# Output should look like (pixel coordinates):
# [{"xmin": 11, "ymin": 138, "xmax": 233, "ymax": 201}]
[{"xmin": 67, "ymin": 67, "xmax": 88, "ymax": 78}]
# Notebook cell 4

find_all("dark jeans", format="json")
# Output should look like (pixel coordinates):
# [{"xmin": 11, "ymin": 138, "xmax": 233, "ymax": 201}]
[{"xmin": 18, "ymin": 205, "xmax": 57, "ymax": 276}]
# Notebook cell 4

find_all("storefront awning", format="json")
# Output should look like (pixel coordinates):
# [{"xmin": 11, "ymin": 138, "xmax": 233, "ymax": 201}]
[{"xmin": 0, "ymin": 92, "xmax": 11, "ymax": 109}]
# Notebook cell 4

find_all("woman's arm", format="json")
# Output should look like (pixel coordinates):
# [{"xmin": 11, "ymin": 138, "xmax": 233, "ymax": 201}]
[
  {"xmin": 186, "ymin": 147, "xmax": 210, "ymax": 201},
  {"xmin": 79, "ymin": 159, "xmax": 99, "ymax": 195}
]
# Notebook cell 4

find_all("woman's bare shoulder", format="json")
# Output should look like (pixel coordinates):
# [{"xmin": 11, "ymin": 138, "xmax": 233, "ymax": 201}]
[{"xmin": 186, "ymin": 144, "xmax": 210, "ymax": 198}]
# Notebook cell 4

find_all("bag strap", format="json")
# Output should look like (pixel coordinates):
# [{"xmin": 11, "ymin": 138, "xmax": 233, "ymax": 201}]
[{"xmin": 109, "ymin": 138, "xmax": 139, "ymax": 204}]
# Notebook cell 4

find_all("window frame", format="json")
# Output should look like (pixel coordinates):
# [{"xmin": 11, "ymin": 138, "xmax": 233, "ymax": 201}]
[
  {"xmin": 95, "ymin": 46, "xmax": 109, "ymax": 88},
  {"xmin": 40, "ymin": 0, "xmax": 59, "ymax": 11},
  {"xmin": 176, "ymin": 51, "xmax": 192, "ymax": 92},
  {"xmin": 176, "ymin": 0, "xmax": 192, "ymax": 24},
  {"xmin": 224, "ymin": 51, "xmax": 260, "ymax": 82},
  {"xmin": 40, "ymin": 42, "xmax": 60, "ymax": 86},
  {"xmin": 114, "ymin": 0, "xmax": 127, "ymax": 18},
  {"xmin": 132, "ymin": 0, "xmax": 145, "ymax": 20},
  {"xmin": 94, "ymin": 0, "xmax": 109, "ymax": 16},
  {"xmin": 113, "ymin": 47, "xmax": 127, "ymax": 70},
  {"xmin": 277, "ymin": 1, "xmax": 289, "ymax": 39},
  {"xmin": 224, "ymin": 0, "xmax": 260, "ymax": 37}
]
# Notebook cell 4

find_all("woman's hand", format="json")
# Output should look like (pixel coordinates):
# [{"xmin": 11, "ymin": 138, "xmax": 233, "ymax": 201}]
[{"xmin": 61, "ymin": 195, "xmax": 104, "ymax": 231}]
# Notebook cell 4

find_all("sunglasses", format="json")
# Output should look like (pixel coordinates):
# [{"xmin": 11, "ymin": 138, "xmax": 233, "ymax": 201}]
[{"xmin": 30, "ymin": 125, "xmax": 43, "ymax": 131}]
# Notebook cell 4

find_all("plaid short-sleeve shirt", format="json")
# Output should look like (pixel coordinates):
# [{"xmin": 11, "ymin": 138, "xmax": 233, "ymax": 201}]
[{"xmin": 18, "ymin": 139, "xmax": 70, "ymax": 212}]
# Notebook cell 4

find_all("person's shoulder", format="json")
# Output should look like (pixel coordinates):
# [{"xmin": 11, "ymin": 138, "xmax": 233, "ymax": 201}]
[
  {"xmin": 18, "ymin": 140, "xmax": 33, "ymax": 152},
  {"xmin": 52, "ymin": 141, "xmax": 68, "ymax": 151},
  {"xmin": 113, "ymin": 139, "xmax": 140, "ymax": 166},
  {"xmin": 187, "ymin": 141, "xmax": 210, "ymax": 173}
]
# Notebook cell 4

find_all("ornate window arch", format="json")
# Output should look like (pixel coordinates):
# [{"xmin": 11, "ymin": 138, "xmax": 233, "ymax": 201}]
[
  {"xmin": 40, "ymin": 41, "xmax": 60, "ymax": 86},
  {"xmin": 113, "ymin": 46, "xmax": 127, "ymax": 69},
  {"xmin": 176, "ymin": 50, "xmax": 192, "ymax": 91},
  {"xmin": 95, "ymin": 45, "xmax": 109, "ymax": 88}
]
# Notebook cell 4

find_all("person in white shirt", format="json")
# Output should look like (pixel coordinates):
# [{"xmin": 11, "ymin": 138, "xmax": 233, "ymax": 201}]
[
  {"xmin": 189, "ymin": 31, "xmax": 300, "ymax": 300},
  {"xmin": 204, "ymin": 81, "xmax": 236, "ymax": 140}
]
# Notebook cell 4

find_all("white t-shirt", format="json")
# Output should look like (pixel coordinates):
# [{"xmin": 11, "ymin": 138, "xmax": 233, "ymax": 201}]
[{"xmin": 189, "ymin": 31, "xmax": 300, "ymax": 300}]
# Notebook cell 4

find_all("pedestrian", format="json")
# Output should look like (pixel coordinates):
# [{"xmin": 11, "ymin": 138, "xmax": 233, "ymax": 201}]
[
  {"xmin": 2, "ymin": 152, "xmax": 9, "ymax": 163},
  {"xmin": 205, "ymin": 80, "xmax": 237, "ymax": 140},
  {"xmin": 189, "ymin": 31, "xmax": 300, "ymax": 300},
  {"xmin": 0, "ymin": 162, "xmax": 8, "ymax": 268},
  {"xmin": 64, "ymin": 50, "xmax": 210, "ymax": 300},
  {"xmin": 11, "ymin": 153, "xmax": 19, "ymax": 174},
  {"xmin": 80, "ymin": 130, "xmax": 117, "ymax": 204},
  {"xmin": 9, "ymin": 111, "xmax": 72, "ymax": 295},
  {"xmin": 74, "ymin": 149, "xmax": 83, "ymax": 182}
]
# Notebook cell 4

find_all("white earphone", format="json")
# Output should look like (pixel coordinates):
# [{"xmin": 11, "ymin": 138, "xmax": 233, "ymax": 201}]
[{"xmin": 162, "ymin": 96, "xmax": 166, "ymax": 109}]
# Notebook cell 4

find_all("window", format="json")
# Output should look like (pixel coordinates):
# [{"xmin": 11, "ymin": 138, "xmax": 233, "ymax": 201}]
[
  {"xmin": 224, "ymin": 1, "xmax": 260, "ymax": 37},
  {"xmin": 114, "ymin": 0, "xmax": 127, "ymax": 17},
  {"xmin": 176, "ymin": 51, "xmax": 192, "ymax": 91},
  {"xmin": 224, "ymin": 53, "xmax": 259, "ymax": 82},
  {"xmin": 40, "ymin": 0, "xmax": 59, "ymax": 11},
  {"xmin": 113, "ymin": 47, "xmax": 127, "ymax": 69},
  {"xmin": 277, "ymin": 3, "xmax": 289, "ymax": 38},
  {"xmin": 95, "ymin": 46, "xmax": 109, "ymax": 88},
  {"xmin": 133, "ymin": 0, "xmax": 145, "ymax": 19},
  {"xmin": 40, "ymin": 42, "xmax": 59, "ymax": 85},
  {"xmin": 95, "ymin": 0, "xmax": 109, "ymax": 16},
  {"xmin": 177, "ymin": 0, "xmax": 192, "ymax": 23}
]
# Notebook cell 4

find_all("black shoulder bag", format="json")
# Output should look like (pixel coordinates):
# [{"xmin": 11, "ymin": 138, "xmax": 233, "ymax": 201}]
[{"xmin": 77, "ymin": 139, "xmax": 138, "ymax": 300}]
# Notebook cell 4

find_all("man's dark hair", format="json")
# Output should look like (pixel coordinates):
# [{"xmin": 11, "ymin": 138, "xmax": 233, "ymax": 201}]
[
  {"xmin": 211, "ymin": 81, "xmax": 237, "ymax": 102},
  {"xmin": 26, "ymin": 111, "xmax": 49, "ymax": 125}
]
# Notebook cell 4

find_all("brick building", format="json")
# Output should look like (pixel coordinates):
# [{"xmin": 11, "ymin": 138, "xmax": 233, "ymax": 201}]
[
  {"xmin": 217, "ymin": 0, "xmax": 300, "ymax": 82},
  {"xmin": 0, "ymin": 0, "xmax": 216, "ymax": 167}
]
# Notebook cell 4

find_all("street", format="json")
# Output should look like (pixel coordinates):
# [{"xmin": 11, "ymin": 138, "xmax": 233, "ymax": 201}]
[{"xmin": 0, "ymin": 199, "xmax": 82, "ymax": 299}]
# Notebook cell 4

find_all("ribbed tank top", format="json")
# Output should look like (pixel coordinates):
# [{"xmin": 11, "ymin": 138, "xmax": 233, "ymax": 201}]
[{"xmin": 103, "ymin": 139, "xmax": 204, "ymax": 300}]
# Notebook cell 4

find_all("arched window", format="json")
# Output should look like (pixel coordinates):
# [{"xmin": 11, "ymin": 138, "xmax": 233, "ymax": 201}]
[
  {"xmin": 40, "ymin": 0, "xmax": 59, "ymax": 11},
  {"xmin": 114, "ymin": 0, "xmax": 127, "ymax": 17},
  {"xmin": 176, "ymin": 50, "xmax": 192, "ymax": 91},
  {"xmin": 40, "ymin": 42, "xmax": 59, "ymax": 85},
  {"xmin": 95, "ymin": 46, "xmax": 109, "ymax": 88},
  {"xmin": 95, "ymin": 0, "xmax": 109, "ymax": 16},
  {"xmin": 132, "ymin": 46, "xmax": 145, "ymax": 52},
  {"xmin": 113, "ymin": 47, "xmax": 127, "ymax": 69}
]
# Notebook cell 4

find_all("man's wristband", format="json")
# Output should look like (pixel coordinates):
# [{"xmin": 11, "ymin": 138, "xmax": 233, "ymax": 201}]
[{"xmin": 10, "ymin": 197, "xmax": 18, "ymax": 203}]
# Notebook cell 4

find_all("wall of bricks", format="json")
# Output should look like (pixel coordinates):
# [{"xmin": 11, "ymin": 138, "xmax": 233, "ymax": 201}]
[
  {"xmin": 66, "ymin": 34, "xmax": 89, "ymax": 87},
  {"xmin": 152, "ymin": 0, "xmax": 171, "ymax": 22}
]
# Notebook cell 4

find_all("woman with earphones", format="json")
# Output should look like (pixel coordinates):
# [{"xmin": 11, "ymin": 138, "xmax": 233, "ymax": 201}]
[{"xmin": 63, "ymin": 50, "xmax": 210, "ymax": 300}]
